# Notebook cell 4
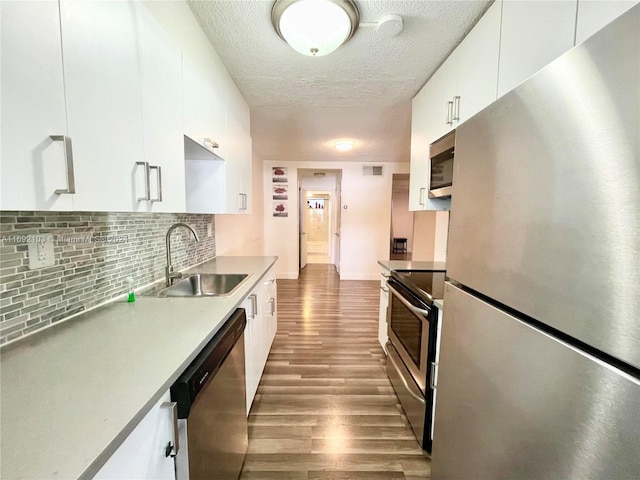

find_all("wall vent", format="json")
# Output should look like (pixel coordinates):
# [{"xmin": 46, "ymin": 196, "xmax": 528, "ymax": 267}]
[{"xmin": 363, "ymin": 165, "xmax": 384, "ymax": 176}]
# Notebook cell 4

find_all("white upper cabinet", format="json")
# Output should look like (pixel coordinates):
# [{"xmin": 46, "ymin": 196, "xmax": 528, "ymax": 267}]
[
  {"xmin": 575, "ymin": 0, "xmax": 639, "ymax": 44},
  {"xmin": 1, "ymin": 1, "xmax": 74, "ymax": 211},
  {"xmin": 135, "ymin": 3, "xmax": 186, "ymax": 213},
  {"xmin": 408, "ymin": 86, "xmax": 431, "ymax": 211},
  {"xmin": 225, "ymin": 114, "xmax": 252, "ymax": 214},
  {"xmin": 455, "ymin": 0, "xmax": 502, "ymax": 123},
  {"xmin": 183, "ymin": 60, "xmax": 227, "ymax": 161},
  {"xmin": 422, "ymin": 49, "xmax": 459, "ymax": 146},
  {"xmin": 497, "ymin": 0, "xmax": 578, "ymax": 98},
  {"xmin": 60, "ymin": 0, "xmax": 146, "ymax": 212}
]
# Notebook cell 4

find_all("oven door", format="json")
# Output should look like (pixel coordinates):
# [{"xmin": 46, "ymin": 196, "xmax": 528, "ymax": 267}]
[{"xmin": 386, "ymin": 279, "xmax": 436, "ymax": 395}]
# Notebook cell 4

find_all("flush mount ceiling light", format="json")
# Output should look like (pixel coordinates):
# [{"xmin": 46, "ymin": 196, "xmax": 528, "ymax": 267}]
[
  {"xmin": 334, "ymin": 140, "xmax": 354, "ymax": 151},
  {"xmin": 272, "ymin": 0, "xmax": 359, "ymax": 57}
]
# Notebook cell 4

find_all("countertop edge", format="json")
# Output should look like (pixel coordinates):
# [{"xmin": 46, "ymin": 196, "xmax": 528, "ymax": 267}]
[{"xmin": 81, "ymin": 255, "xmax": 278, "ymax": 480}]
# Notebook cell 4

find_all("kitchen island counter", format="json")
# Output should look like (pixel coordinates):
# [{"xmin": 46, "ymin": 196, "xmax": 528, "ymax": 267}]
[{"xmin": 0, "ymin": 256, "xmax": 277, "ymax": 480}]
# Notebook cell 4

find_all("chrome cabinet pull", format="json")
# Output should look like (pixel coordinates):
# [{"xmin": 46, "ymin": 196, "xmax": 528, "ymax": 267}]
[
  {"xmin": 249, "ymin": 293, "xmax": 258, "ymax": 319},
  {"xmin": 150, "ymin": 165, "xmax": 162, "ymax": 202},
  {"xmin": 243, "ymin": 193, "xmax": 247, "ymax": 210},
  {"xmin": 136, "ymin": 161, "xmax": 151, "ymax": 201},
  {"xmin": 161, "ymin": 401, "xmax": 179, "ymax": 457},
  {"xmin": 50, "ymin": 135, "xmax": 76, "ymax": 194},
  {"xmin": 453, "ymin": 96, "xmax": 461, "ymax": 121},
  {"xmin": 419, "ymin": 187, "xmax": 426, "ymax": 206},
  {"xmin": 203, "ymin": 138, "xmax": 219, "ymax": 149},
  {"xmin": 239, "ymin": 193, "xmax": 244, "ymax": 211},
  {"xmin": 446, "ymin": 100, "xmax": 454, "ymax": 125},
  {"xmin": 380, "ymin": 285, "xmax": 389, "ymax": 293},
  {"xmin": 386, "ymin": 343, "xmax": 426, "ymax": 405},
  {"xmin": 387, "ymin": 283, "xmax": 431, "ymax": 317},
  {"xmin": 430, "ymin": 361, "xmax": 439, "ymax": 389},
  {"xmin": 269, "ymin": 298, "xmax": 275, "ymax": 316}
]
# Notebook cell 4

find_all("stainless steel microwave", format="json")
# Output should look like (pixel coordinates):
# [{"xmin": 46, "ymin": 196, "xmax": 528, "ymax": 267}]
[{"xmin": 429, "ymin": 131, "xmax": 455, "ymax": 198}]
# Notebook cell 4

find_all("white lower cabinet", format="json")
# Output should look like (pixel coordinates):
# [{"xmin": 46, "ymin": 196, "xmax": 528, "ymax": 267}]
[
  {"xmin": 93, "ymin": 390, "xmax": 176, "ymax": 480},
  {"xmin": 243, "ymin": 267, "xmax": 278, "ymax": 415},
  {"xmin": 378, "ymin": 270, "xmax": 390, "ymax": 350}
]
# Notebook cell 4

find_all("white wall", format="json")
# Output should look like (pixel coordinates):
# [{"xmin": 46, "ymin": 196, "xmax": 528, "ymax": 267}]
[
  {"xmin": 264, "ymin": 161, "xmax": 410, "ymax": 280},
  {"xmin": 391, "ymin": 190, "xmax": 414, "ymax": 253}
]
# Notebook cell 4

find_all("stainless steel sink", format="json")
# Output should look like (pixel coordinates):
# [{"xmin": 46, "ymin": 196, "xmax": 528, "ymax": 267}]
[{"xmin": 156, "ymin": 273, "xmax": 249, "ymax": 297}]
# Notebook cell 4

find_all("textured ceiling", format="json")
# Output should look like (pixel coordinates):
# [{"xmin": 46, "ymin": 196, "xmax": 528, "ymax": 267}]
[{"xmin": 187, "ymin": 0, "xmax": 493, "ymax": 163}]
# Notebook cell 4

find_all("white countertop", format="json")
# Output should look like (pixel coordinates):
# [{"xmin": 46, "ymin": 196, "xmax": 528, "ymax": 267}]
[
  {"xmin": 378, "ymin": 260, "xmax": 446, "ymax": 272},
  {"xmin": 0, "ymin": 256, "xmax": 277, "ymax": 480}
]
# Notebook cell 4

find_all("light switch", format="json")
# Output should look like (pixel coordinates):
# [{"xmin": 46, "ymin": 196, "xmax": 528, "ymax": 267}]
[{"xmin": 28, "ymin": 234, "xmax": 55, "ymax": 269}]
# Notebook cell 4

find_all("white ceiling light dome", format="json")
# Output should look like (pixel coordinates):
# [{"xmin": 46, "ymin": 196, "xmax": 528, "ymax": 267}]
[{"xmin": 272, "ymin": 0, "xmax": 360, "ymax": 57}]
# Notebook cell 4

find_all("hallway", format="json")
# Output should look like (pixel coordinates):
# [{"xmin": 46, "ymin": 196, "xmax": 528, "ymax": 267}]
[{"xmin": 240, "ymin": 264, "xmax": 431, "ymax": 479}]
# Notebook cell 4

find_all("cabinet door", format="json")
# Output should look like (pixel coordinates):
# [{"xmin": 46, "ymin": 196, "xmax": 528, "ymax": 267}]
[
  {"xmin": 135, "ymin": 3, "xmax": 185, "ymax": 213},
  {"xmin": 241, "ymin": 134, "xmax": 253, "ymax": 214},
  {"xmin": 378, "ymin": 271, "xmax": 389, "ymax": 350},
  {"xmin": 456, "ymin": 0, "xmax": 501, "ymax": 123},
  {"xmin": 498, "ymin": 0, "xmax": 578, "ymax": 98},
  {"xmin": 575, "ymin": 0, "xmax": 639, "ymax": 44},
  {"xmin": 93, "ymin": 391, "xmax": 176, "ymax": 480},
  {"xmin": 242, "ymin": 293, "xmax": 258, "ymax": 415},
  {"xmin": 224, "ymin": 114, "xmax": 246, "ymax": 214},
  {"xmin": 0, "ymin": 1, "xmax": 74, "ymax": 211},
  {"xmin": 183, "ymin": 60, "xmax": 227, "ymax": 160},
  {"xmin": 408, "ymin": 86, "xmax": 430, "ymax": 211},
  {"xmin": 424, "ymin": 50, "xmax": 458, "ymax": 145},
  {"xmin": 60, "ymin": 0, "xmax": 145, "ymax": 212}
]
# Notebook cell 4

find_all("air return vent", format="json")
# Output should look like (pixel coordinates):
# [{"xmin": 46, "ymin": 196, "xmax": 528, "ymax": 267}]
[{"xmin": 363, "ymin": 165, "xmax": 384, "ymax": 176}]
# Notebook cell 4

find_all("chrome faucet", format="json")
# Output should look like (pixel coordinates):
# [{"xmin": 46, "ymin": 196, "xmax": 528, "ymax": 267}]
[{"xmin": 165, "ymin": 222, "xmax": 199, "ymax": 286}]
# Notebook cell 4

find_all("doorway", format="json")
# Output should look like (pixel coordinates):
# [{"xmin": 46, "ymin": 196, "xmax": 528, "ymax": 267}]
[
  {"xmin": 298, "ymin": 169, "xmax": 342, "ymax": 273},
  {"xmin": 390, "ymin": 173, "xmax": 414, "ymax": 260}
]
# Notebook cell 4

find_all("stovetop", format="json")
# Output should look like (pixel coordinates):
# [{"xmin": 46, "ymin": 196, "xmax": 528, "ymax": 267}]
[{"xmin": 390, "ymin": 270, "xmax": 446, "ymax": 305}]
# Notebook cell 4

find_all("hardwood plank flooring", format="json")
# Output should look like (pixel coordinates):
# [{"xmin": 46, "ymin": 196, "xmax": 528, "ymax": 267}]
[{"xmin": 240, "ymin": 264, "xmax": 430, "ymax": 480}]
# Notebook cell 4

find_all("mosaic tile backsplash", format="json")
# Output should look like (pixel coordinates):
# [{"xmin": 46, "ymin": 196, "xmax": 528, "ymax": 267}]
[{"xmin": 0, "ymin": 211, "xmax": 216, "ymax": 344}]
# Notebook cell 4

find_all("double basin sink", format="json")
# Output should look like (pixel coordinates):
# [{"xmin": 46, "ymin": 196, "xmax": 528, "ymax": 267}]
[{"xmin": 156, "ymin": 273, "xmax": 250, "ymax": 297}]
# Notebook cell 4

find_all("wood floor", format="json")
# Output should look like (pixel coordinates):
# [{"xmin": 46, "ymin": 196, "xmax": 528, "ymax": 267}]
[{"xmin": 240, "ymin": 264, "xmax": 430, "ymax": 480}]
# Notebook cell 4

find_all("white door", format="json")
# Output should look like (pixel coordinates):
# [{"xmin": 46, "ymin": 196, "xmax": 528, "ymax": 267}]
[
  {"xmin": 0, "ymin": 0, "xmax": 74, "ymax": 211},
  {"xmin": 299, "ymin": 186, "xmax": 308, "ymax": 269},
  {"xmin": 334, "ymin": 178, "xmax": 342, "ymax": 274}
]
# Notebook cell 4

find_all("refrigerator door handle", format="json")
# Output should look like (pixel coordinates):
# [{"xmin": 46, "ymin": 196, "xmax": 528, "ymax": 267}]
[{"xmin": 386, "ymin": 342, "xmax": 426, "ymax": 405}]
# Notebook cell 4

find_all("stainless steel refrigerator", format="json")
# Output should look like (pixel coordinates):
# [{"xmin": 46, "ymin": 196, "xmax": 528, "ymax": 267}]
[{"xmin": 432, "ymin": 5, "xmax": 640, "ymax": 479}]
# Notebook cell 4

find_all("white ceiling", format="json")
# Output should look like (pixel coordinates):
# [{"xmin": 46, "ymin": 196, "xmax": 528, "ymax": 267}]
[{"xmin": 187, "ymin": 0, "xmax": 492, "ymax": 163}]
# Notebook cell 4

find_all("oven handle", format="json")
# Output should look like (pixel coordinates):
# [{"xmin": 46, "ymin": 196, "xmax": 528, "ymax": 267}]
[
  {"xmin": 387, "ymin": 283, "xmax": 431, "ymax": 317},
  {"xmin": 386, "ymin": 342, "xmax": 426, "ymax": 405}
]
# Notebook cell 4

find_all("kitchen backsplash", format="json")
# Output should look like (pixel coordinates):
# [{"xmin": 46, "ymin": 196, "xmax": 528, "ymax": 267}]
[{"xmin": 0, "ymin": 211, "xmax": 216, "ymax": 344}]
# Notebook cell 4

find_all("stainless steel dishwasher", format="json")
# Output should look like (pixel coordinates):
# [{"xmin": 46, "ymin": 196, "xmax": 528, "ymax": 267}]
[{"xmin": 171, "ymin": 308, "xmax": 247, "ymax": 480}]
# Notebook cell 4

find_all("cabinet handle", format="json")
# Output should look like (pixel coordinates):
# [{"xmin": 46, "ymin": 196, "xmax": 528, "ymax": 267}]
[
  {"xmin": 204, "ymin": 138, "xmax": 219, "ymax": 149},
  {"xmin": 269, "ymin": 298, "xmax": 275, "ymax": 316},
  {"xmin": 452, "ymin": 96, "xmax": 460, "ymax": 122},
  {"xmin": 430, "ymin": 361, "xmax": 439, "ymax": 390},
  {"xmin": 136, "ymin": 161, "xmax": 151, "ymax": 201},
  {"xmin": 150, "ymin": 165, "xmax": 162, "ymax": 202},
  {"xmin": 419, "ymin": 187, "xmax": 426, "ymax": 206},
  {"xmin": 380, "ymin": 285, "xmax": 389, "ymax": 293},
  {"xmin": 446, "ymin": 101, "xmax": 454, "ymax": 125},
  {"xmin": 50, "ymin": 135, "xmax": 76, "ymax": 194},
  {"xmin": 250, "ymin": 293, "xmax": 258, "ymax": 319},
  {"xmin": 243, "ymin": 193, "xmax": 247, "ymax": 210},
  {"xmin": 161, "ymin": 402, "xmax": 179, "ymax": 457}
]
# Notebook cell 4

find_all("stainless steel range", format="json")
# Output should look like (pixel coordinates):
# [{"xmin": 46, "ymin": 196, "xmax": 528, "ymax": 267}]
[{"xmin": 385, "ymin": 270, "xmax": 445, "ymax": 452}]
